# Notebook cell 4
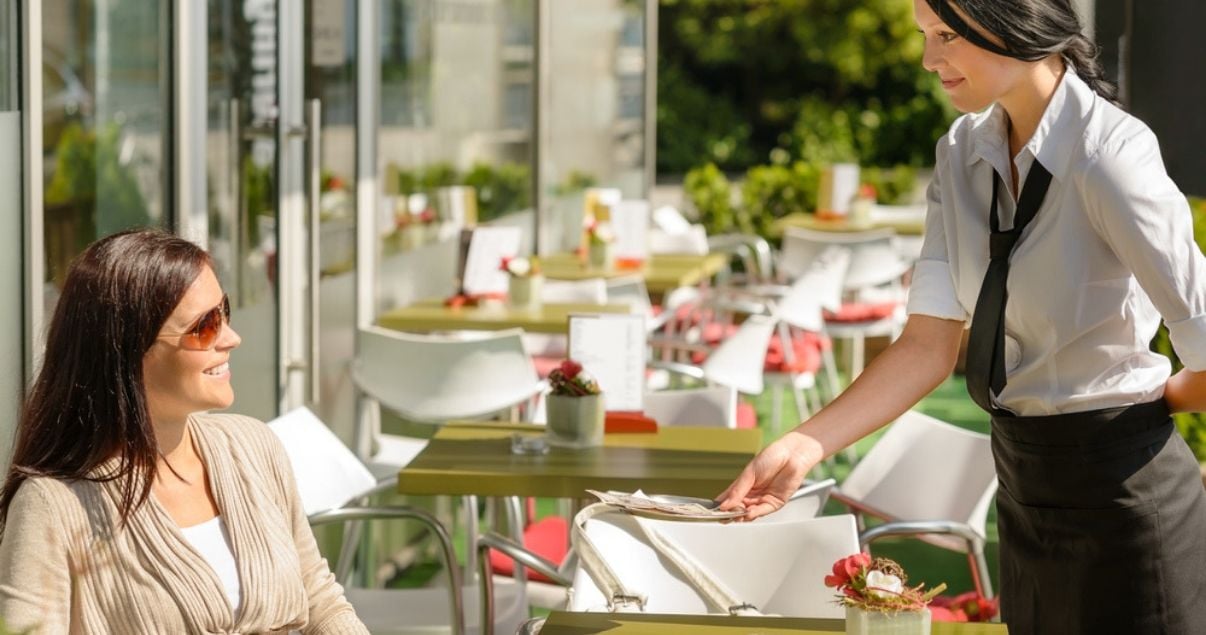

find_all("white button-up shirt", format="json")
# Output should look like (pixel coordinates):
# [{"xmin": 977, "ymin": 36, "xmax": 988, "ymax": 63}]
[{"xmin": 907, "ymin": 70, "xmax": 1206, "ymax": 416}]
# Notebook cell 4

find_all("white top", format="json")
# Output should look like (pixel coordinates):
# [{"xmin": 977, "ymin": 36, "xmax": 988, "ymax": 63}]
[
  {"xmin": 907, "ymin": 70, "xmax": 1206, "ymax": 416},
  {"xmin": 180, "ymin": 515, "xmax": 242, "ymax": 617}
]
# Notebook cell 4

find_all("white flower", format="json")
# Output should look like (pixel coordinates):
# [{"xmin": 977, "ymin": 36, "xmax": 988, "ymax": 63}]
[
  {"xmin": 865, "ymin": 570, "xmax": 903, "ymax": 599},
  {"xmin": 506, "ymin": 257, "xmax": 532, "ymax": 276},
  {"xmin": 590, "ymin": 222, "xmax": 616, "ymax": 243}
]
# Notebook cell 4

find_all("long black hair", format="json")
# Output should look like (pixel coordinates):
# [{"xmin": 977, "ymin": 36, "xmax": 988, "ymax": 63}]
[
  {"xmin": 924, "ymin": 0, "xmax": 1119, "ymax": 105},
  {"xmin": 0, "ymin": 229, "xmax": 212, "ymax": 526}
]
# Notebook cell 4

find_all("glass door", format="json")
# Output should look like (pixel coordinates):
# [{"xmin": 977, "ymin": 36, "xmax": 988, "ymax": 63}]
[
  {"xmin": 1, "ymin": 1, "xmax": 23, "ymax": 458},
  {"xmin": 204, "ymin": 0, "xmax": 359, "ymax": 425}
]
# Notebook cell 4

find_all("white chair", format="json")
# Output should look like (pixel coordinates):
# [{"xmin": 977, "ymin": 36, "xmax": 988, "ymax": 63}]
[
  {"xmin": 567, "ymin": 508, "xmax": 860, "ymax": 618},
  {"xmin": 353, "ymin": 325, "xmax": 544, "ymax": 475},
  {"xmin": 268, "ymin": 407, "xmax": 531, "ymax": 635},
  {"xmin": 642, "ymin": 386, "xmax": 737, "ymax": 428},
  {"xmin": 834, "ymin": 410, "xmax": 998, "ymax": 598}
]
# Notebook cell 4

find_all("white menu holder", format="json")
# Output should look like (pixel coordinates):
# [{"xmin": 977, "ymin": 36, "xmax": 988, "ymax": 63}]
[
  {"xmin": 568, "ymin": 313, "xmax": 646, "ymax": 414},
  {"xmin": 817, "ymin": 163, "xmax": 861, "ymax": 217},
  {"xmin": 461, "ymin": 226, "xmax": 522, "ymax": 297},
  {"xmin": 609, "ymin": 200, "xmax": 651, "ymax": 264}
]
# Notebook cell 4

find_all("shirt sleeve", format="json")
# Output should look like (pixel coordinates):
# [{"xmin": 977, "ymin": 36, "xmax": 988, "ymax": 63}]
[
  {"xmin": 907, "ymin": 137, "xmax": 971, "ymax": 323},
  {"xmin": 0, "ymin": 480, "xmax": 73, "ymax": 635},
  {"xmin": 267, "ymin": 434, "xmax": 370, "ymax": 635},
  {"xmin": 1081, "ymin": 124, "xmax": 1206, "ymax": 371}
]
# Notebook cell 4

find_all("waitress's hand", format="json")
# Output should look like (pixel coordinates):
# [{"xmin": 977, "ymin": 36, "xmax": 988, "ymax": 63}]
[{"xmin": 716, "ymin": 431, "xmax": 823, "ymax": 521}]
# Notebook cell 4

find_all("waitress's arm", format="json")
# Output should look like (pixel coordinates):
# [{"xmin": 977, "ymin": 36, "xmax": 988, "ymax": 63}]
[
  {"xmin": 1164, "ymin": 369, "xmax": 1206, "ymax": 414},
  {"xmin": 787, "ymin": 313, "xmax": 965, "ymax": 464},
  {"xmin": 718, "ymin": 314, "xmax": 964, "ymax": 519}
]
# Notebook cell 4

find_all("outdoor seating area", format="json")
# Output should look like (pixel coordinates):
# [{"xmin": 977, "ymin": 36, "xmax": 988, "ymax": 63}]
[{"xmin": 2, "ymin": 1, "xmax": 1204, "ymax": 634}]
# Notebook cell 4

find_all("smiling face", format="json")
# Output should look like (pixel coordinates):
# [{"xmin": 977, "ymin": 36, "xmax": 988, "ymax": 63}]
[
  {"xmin": 143, "ymin": 265, "xmax": 241, "ymax": 425},
  {"xmin": 914, "ymin": 0, "xmax": 1031, "ymax": 113}
]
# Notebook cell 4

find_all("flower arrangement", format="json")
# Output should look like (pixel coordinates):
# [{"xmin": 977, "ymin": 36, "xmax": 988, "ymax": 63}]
[
  {"xmin": 548, "ymin": 360, "xmax": 601, "ymax": 396},
  {"xmin": 928, "ymin": 591, "xmax": 998, "ymax": 623},
  {"xmin": 586, "ymin": 220, "xmax": 616, "ymax": 245},
  {"xmin": 825, "ymin": 553, "xmax": 946, "ymax": 614},
  {"xmin": 499, "ymin": 256, "xmax": 540, "ymax": 278}
]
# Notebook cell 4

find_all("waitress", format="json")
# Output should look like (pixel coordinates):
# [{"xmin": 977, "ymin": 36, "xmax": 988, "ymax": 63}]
[{"xmin": 718, "ymin": 0, "xmax": 1206, "ymax": 632}]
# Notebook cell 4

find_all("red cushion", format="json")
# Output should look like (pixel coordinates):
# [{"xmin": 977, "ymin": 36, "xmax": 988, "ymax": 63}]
[
  {"xmin": 735, "ymin": 401, "xmax": 758, "ymax": 429},
  {"xmin": 929, "ymin": 606, "xmax": 968, "ymax": 622},
  {"xmin": 489, "ymin": 516, "xmax": 568, "ymax": 582},
  {"xmin": 694, "ymin": 328, "xmax": 827, "ymax": 374},
  {"xmin": 822, "ymin": 301, "xmax": 898, "ymax": 323}
]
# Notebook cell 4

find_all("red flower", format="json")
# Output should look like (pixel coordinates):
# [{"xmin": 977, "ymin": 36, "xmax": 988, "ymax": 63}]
[
  {"xmin": 824, "ymin": 552, "xmax": 871, "ymax": 589},
  {"xmin": 418, "ymin": 209, "xmax": 436, "ymax": 223},
  {"xmin": 559, "ymin": 359, "xmax": 583, "ymax": 379},
  {"xmin": 951, "ymin": 592, "xmax": 998, "ymax": 622},
  {"xmin": 499, "ymin": 256, "xmax": 513, "ymax": 273}
]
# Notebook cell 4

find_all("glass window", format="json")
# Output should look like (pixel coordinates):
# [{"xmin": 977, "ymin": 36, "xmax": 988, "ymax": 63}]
[
  {"xmin": 42, "ymin": 0, "xmax": 169, "ymax": 291},
  {"xmin": 542, "ymin": 0, "xmax": 647, "ymax": 253},
  {"xmin": 376, "ymin": 0, "xmax": 536, "ymax": 312}
]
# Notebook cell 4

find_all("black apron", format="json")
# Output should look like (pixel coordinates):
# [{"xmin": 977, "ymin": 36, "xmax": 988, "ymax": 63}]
[
  {"xmin": 992, "ymin": 400, "xmax": 1206, "ymax": 634},
  {"xmin": 965, "ymin": 165, "xmax": 1206, "ymax": 633}
]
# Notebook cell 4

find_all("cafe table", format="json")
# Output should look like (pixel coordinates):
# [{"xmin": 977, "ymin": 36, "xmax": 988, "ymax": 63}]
[
  {"xmin": 772, "ymin": 210, "xmax": 926, "ymax": 237},
  {"xmin": 533, "ymin": 612, "xmax": 1008, "ymax": 634},
  {"xmin": 376, "ymin": 299, "xmax": 633, "ymax": 335},
  {"xmin": 396, "ymin": 422, "xmax": 760, "ymax": 499},
  {"xmin": 539, "ymin": 252, "xmax": 730, "ymax": 295}
]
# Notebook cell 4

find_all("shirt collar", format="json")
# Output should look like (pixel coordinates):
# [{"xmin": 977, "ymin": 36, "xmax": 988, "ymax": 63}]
[{"xmin": 965, "ymin": 69, "xmax": 1094, "ymax": 181}]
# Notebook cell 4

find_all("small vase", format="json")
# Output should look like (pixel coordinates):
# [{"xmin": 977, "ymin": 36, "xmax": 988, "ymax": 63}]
[
  {"xmin": 545, "ymin": 393, "xmax": 605, "ymax": 448},
  {"xmin": 588, "ymin": 241, "xmax": 614, "ymax": 271},
  {"xmin": 845, "ymin": 606, "xmax": 930, "ymax": 635},
  {"xmin": 508, "ymin": 274, "xmax": 543, "ymax": 310}
]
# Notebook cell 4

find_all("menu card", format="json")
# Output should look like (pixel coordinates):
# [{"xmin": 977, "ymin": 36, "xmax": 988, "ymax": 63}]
[
  {"xmin": 461, "ymin": 226, "xmax": 521, "ymax": 296},
  {"xmin": 609, "ymin": 200, "xmax": 650, "ymax": 262},
  {"xmin": 568, "ymin": 312, "xmax": 646, "ymax": 412}
]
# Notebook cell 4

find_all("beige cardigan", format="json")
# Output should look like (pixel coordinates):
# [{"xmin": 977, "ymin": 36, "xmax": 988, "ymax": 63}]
[{"xmin": 0, "ymin": 413, "xmax": 369, "ymax": 634}]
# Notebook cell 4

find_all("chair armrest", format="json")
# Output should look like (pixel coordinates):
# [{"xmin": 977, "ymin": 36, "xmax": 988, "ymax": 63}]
[
  {"xmin": 360, "ymin": 474, "xmax": 399, "ymax": 500},
  {"xmin": 791, "ymin": 478, "xmax": 836, "ymax": 507},
  {"xmin": 476, "ymin": 532, "xmax": 570, "ymax": 635},
  {"xmin": 647, "ymin": 359, "xmax": 708, "ymax": 382},
  {"xmin": 309, "ymin": 506, "xmax": 465, "ymax": 635},
  {"xmin": 858, "ymin": 519, "xmax": 985, "ymax": 550}
]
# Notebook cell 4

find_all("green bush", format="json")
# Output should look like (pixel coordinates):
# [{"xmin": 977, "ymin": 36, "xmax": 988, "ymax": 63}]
[
  {"xmin": 684, "ymin": 159, "xmax": 918, "ymax": 239},
  {"xmin": 657, "ymin": 0, "xmax": 958, "ymax": 174},
  {"xmin": 1155, "ymin": 197, "xmax": 1206, "ymax": 459}
]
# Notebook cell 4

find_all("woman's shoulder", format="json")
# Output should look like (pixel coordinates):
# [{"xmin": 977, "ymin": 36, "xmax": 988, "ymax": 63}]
[{"xmin": 6, "ymin": 476, "xmax": 94, "ymax": 527}]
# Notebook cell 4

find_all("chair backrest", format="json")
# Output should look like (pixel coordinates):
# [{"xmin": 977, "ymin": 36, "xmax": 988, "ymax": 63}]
[
  {"xmin": 774, "ymin": 246, "xmax": 851, "ymax": 332},
  {"xmin": 354, "ymin": 325, "xmax": 542, "ymax": 423},
  {"xmin": 541, "ymin": 278, "xmax": 608, "ymax": 304},
  {"xmin": 569, "ymin": 510, "xmax": 859, "ymax": 618},
  {"xmin": 267, "ymin": 407, "xmax": 377, "ymax": 516},
  {"xmin": 839, "ymin": 410, "xmax": 997, "ymax": 539},
  {"xmin": 604, "ymin": 275, "xmax": 652, "ymax": 317},
  {"xmin": 752, "ymin": 479, "xmax": 836, "ymax": 525},
  {"xmin": 779, "ymin": 227, "xmax": 908, "ymax": 290},
  {"xmin": 642, "ymin": 386, "xmax": 737, "ymax": 428},
  {"xmin": 701, "ymin": 314, "xmax": 777, "ymax": 395}
]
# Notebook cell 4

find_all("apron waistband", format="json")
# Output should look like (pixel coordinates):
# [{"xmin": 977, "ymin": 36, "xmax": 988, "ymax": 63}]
[{"xmin": 990, "ymin": 399, "xmax": 1170, "ymax": 447}]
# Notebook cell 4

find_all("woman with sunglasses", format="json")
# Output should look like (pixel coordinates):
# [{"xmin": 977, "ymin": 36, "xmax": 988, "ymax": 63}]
[
  {"xmin": 0, "ymin": 229, "xmax": 367, "ymax": 633},
  {"xmin": 720, "ymin": 1, "xmax": 1206, "ymax": 633}
]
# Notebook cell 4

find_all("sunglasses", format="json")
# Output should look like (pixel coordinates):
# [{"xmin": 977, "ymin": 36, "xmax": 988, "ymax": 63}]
[{"xmin": 159, "ymin": 295, "xmax": 231, "ymax": 350}]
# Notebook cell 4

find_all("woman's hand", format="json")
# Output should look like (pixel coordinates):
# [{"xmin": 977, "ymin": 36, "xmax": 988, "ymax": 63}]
[{"xmin": 716, "ymin": 431, "xmax": 824, "ymax": 521}]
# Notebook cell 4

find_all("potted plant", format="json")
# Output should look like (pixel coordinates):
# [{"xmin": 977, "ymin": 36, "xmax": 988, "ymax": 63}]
[
  {"xmin": 545, "ymin": 360, "xmax": 605, "ymax": 448},
  {"xmin": 501, "ymin": 255, "xmax": 543, "ymax": 309},
  {"xmin": 825, "ymin": 553, "xmax": 946, "ymax": 635},
  {"xmin": 586, "ymin": 220, "xmax": 616, "ymax": 271}
]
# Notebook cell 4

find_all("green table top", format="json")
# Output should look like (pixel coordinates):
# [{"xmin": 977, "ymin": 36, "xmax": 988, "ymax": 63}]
[
  {"xmin": 396, "ymin": 423, "xmax": 760, "ymax": 499},
  {"xmin": 540, "ymin": 253, "xmax": 729, "ymax": 293},
  {"xmin": 539, "ymin": 611, "xmax": 1008, "ymax": 634},
  {"xmin": 376, "ymin": 300, "xmax": 633, "ymax": 335},
  {"xmin": 772, "ymin": 212, "xmax": 925, "ymax": 237}
]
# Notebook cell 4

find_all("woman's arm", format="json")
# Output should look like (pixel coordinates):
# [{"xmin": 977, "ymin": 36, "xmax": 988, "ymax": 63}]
[
  {"xmin": 718, "ymin": 313, "xmax": 965, "ymax": 519},
  {"xmin": 1165, "ymin": 368, "xmax": 1206, "ymax": 414},
  {"xmin": 0, "ymin": 479, "xmax": 73, "ymax": 634}
]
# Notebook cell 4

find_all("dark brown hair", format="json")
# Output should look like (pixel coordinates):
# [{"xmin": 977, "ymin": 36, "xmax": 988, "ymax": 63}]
[
  {"xmin": 924, "ymin": 0, "xmax": 1119, "ymax": 105},
  {"xmin": 0, "ymin": 229, "xmax": 212, "ymax": 526}
]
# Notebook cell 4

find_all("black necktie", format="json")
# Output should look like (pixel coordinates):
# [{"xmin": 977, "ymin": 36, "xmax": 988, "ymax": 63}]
[{"xmin": 965, "ymin": 163, "xmax": 1053, "ymax": 413}]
